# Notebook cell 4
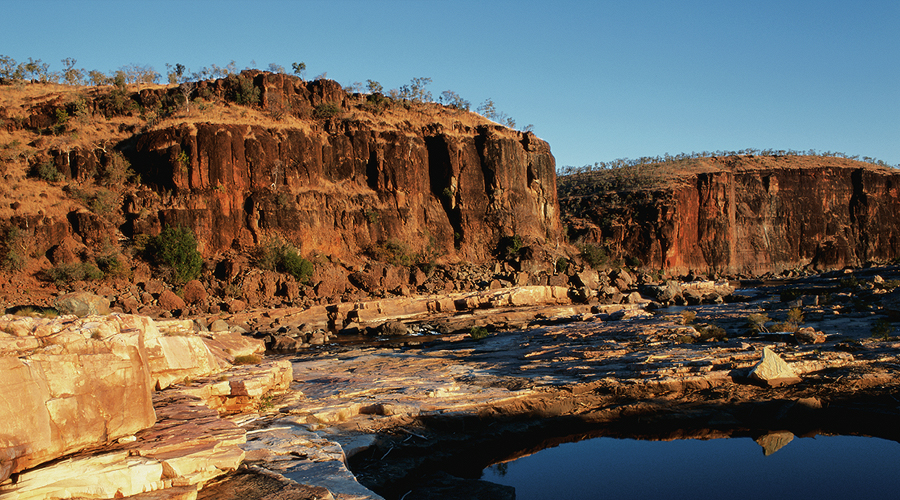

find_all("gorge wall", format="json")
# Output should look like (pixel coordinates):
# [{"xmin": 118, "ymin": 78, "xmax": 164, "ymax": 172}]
[
  {"xmin": 41, "ymin": 73, "xmax": 561, "ymax": 265},
  {"xmin": 561, "ymin": 156, "xmax": 900, "ymax": 276}
]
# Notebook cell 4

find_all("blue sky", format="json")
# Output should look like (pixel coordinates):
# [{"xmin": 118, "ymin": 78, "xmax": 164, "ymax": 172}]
[{"xmin": 2, "ymin": 0, "xmax": 897, "ymax": 168}]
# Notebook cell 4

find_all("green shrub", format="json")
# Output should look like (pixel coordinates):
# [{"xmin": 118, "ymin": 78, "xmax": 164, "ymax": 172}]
[
  {"xmin": 32, "ymin": 161, "xmax": 61, "ymax": 182},
  {"xmin": 6, "ymin": 305, "xmax": 58, "ymax": 318},
  {"xmin": 877, "ymin": 279, "xmax": 900, "ymax": 290},
  {"xmin": 555, "ymin": 257, "xmax": 569, "ymax": 274},
  {"xmin": 469, "ymin": 326, "xmax": 489, "ymax": 340},
  {"xmin": 99, "ymin": 151, "xmax": 135, "ymax": 187},
  {"xmin": 696, "ymin": 324, "xmax": 727, "ymax": 342},
  {"xmin": 53, "ymin": 108, "xmax": 69, "ymax": 135},
  {"xmin": 313, "ymin": 102, "xmax": 340, "ymax": 119},
  {"xmin": 772, "ymin": 307, "xmax": 804, "ymax": 332},
  {"xmin": 498, "ymin": 235, "xmax": 523, "ymax": 260},
  {"xmin": 96, "ymin": 253, "xmax": 128, "ymax": 276},
  {"xmin": 100, "ymin": 87, "xmax": 135, "ymax": 117},
  {"xmin": 145, "ymin": 226, "xmax": 203, "ymax": 284},
  {"xmin": 281, "ymin": 250, "xmax": 314, "ymax": 283},
  {"xmin": 361, "ymin": 92, "xmax": 389, "ymax": 114},
  {"xmin": 253, "ymin": 238, "xmax": 314, "ymax": 283},
  {"xmin": 579, "ymin": 243, "xmax": 607, "ymax": 269},
  {"xmin": 0, "ymin": 226, "xmax": 27, "ymax": 271},
  {"xmin": 2, "ymin": 249, "xmax": 24, "ymax": 271},
  {"xmin": 229, "ymin": 74, "xmax": 260, "ymax": 105},
  {"xmin": 747, "ymin": 312, "xmax": 770, "ymax": 333},
  {"xmin": 233, "ymin": 354, "xmax": 262, "ymax": 365},
  {"xmin": 368, "ymin": 240, "xmax": 414, "ymax": 267},
  {"xmin": 46, "ymin": 262, "xmax": 104, "ymax": 285},
  {"xmin": 872, "ymin": 319, "xmax": 893, "ymax": 340}
]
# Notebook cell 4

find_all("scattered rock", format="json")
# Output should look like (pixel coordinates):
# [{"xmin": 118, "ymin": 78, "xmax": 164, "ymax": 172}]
[
  {"xmin": 210, "ymin": 319, "xmax": 231, "ymax": 332},
  {"xmin": 349, "ymin": 272, "xmax": 380, "ymax": 293},
  {"xmin": 749, "ymin": 347, "xmax": 801, "ymax": 386},
  {"xmin": 375, "ymin": 320, "xmax": 408, "ymax": 336},
  {"xmin": 55, "ymin": 291, "xmax": 110, "ymax": 316},
  {"xmin": 183, "ymin": 279, "xmax": 209, "ymax": 304},
  {"xmin": 795, "ymin": 327, "xmax": 826, "ymax": 344},
  {"xmin": 158, "ymin": 289, "xmax": 187, "ymax": 311}
]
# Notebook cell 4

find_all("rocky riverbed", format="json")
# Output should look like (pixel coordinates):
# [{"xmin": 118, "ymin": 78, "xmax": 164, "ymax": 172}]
[{"xmin": 4, "ymin": 266, "xmax": 900, "ymax": 499}]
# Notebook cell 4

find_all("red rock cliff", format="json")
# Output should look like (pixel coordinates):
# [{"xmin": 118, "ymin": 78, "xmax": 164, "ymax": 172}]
[
  {"xmin": 561, "ymin": 156, "xmax": 900, "ymax": 276},
  {"xmin": 119, "ymin": 75, "xmax": 560, "ymax": 263}
]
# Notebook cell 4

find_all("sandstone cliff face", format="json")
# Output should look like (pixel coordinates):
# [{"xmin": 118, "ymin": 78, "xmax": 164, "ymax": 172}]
[
  {"xmin": 122, "ymin": 121, "xmax": 558, "ymax": 263},
  {"xmin": 562, "ymin": 157, "xmax": 900, "ymax": 276},
  {"xmin": 35, "ymin": 73, "xmax": 560, "ymax": 265}
]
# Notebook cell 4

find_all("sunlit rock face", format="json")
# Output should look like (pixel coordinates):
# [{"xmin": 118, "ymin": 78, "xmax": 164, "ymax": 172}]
[
  {"xmin": 0, "ymin": 315, "xmax": 156, "ymax": 482},
  {"xmin": 562, "ymin": 157, "xmax": 900, "ymax": 276},
  {"xmin": 124, "ymin": 74, "xmax": 561, "ymax": 263}
]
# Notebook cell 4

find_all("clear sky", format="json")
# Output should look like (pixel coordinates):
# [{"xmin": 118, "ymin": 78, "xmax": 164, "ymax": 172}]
[{"xmin": 2, "ymin": 0, "xmax": 897, "ymax": 168}]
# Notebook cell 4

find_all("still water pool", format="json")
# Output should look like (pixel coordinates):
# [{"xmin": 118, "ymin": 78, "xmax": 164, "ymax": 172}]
[{"xmin": 482, "ymin": 434, "xmax": 900, "ymax": 500}]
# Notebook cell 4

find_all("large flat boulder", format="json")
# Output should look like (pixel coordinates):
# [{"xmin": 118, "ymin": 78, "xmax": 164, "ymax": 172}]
[
  {"xmin": 145, "ymin": 319, "xmax": 225, "ymax": 390},
  {"xmin": 0, "ymin": 314, "xmax": 156, "ymax": 482},
  {"xmin": 0, "ymin": 314, "xmax": 254, "ymax": 484}
]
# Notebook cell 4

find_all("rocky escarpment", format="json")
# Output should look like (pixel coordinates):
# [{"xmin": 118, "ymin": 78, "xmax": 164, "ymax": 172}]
[
  {"xmin": 33, "ymin": 72, "xmax": 561, "ymax": 265},
  {"xmin": 561, "ymin": 155, "xmax": 900, "ymax": 276}
]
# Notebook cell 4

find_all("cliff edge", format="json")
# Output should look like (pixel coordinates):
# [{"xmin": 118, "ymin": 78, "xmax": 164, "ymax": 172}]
[{"xmin": 560, "ymin": 154, "xmax": 900, "ymax": 276}]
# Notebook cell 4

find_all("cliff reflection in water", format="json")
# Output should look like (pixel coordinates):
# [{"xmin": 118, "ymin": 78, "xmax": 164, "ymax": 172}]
[{"xmin": 483, "ymin": 433, "xmax": 900, "ymax": 500}]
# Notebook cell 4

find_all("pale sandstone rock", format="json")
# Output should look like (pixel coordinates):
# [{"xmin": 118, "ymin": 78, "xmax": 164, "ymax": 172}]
[
  {"xmin": 0, "ymin": 314, "xmax": 251, "ymax": 484},
  {"xmin": 143, "ymin": 320, "xmax": 224, "ymax": 390},
  {"xmin": 201, "ymin": 331, "xmax": 265, "ymax": 364},
  {"xmin": 749, "ymin": 347, "xmax": 801, "ymax": 386},
  {"xmin": 178, "ymin": 359, "xmax": 293, "ymax": 415},
  {"xmin": 0, "ymin": 452, "xmax": 165, "ymax": 500},
  {"xmin": 0, "ymin": 317, "xmax": 156, "ymax": 483},
  {"xmin": 2, "ymin": 390, "xmax": 250, "ymax": 499},
  {"xmin": 55, "ymin": 291, "xmax": 111, "ymax": 316}
]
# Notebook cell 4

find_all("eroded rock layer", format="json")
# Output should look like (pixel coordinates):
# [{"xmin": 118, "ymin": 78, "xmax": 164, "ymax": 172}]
[
  {"xmin": 124, "ymin": 120, "xmax": 559, "ymax": 262},
  {"xmin": 562, "ymin": 156, "xmax": 900, "ymax": 275}
]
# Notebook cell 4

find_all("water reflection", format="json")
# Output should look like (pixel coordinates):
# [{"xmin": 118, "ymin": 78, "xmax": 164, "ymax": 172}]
[{"xmin": 482, "ymin": 434, "xmax": 900, "ymax": 500}]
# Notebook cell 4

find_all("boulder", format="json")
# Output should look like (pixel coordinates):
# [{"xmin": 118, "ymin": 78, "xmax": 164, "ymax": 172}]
[
  {"xmin": 141, "ymin": 318, "xmax": 224, "ymax": 390},
  {"xmin": 795, "ymin": 327, "xmax": 826, "ymax": 344},
  {"xmin": 641, "ymin": 280, "xmax": 683, "ymax": 303},
  {"xmin": 376, "ymin": 320, "xmax": 408, "ymax": 336},
  {"xmin": 210, "ymin": 319, "xmax": 231, "ymax": 332},
  {"xmin": 271, "ymin": 335, "xmax": 306, "ymax": 352},
  {"xmin": 610, "ymin": 268, "xmax": 634, "ymax": 290},
  {"xmin": 144, "ymin": 279, "xmax": 166, "ymax": 295},
  {"xmin": 47, "ymin": 236, "xmax": 87, "ymax": 265},
  {"xmin": 182, "ymin": 279, "xmax": 208, "ymax": 304},
  {"xmin": 158, "ymin": 289, "xmax": 186, "ymax": 311},
  {"xmin": 55, "ymin": 291, "xmax": 110, "ymax": 316},
  {"xmin": 572, "ymin": 269, "xmax": 600, "ymax": 290},
  {"xmin": 225, "ymin": 299, "xmax": 247, "ymax": 313},
  {"xmin": 749, "ymin": 347, "xmax": 801, "ymax": 386},
  {"xmin": 349, "ymin": 271, "xmax": 380, "ymax": 293},
  {"xmin": 0, "ymin": 315, "xmax": 156, "ymax": 482}
]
